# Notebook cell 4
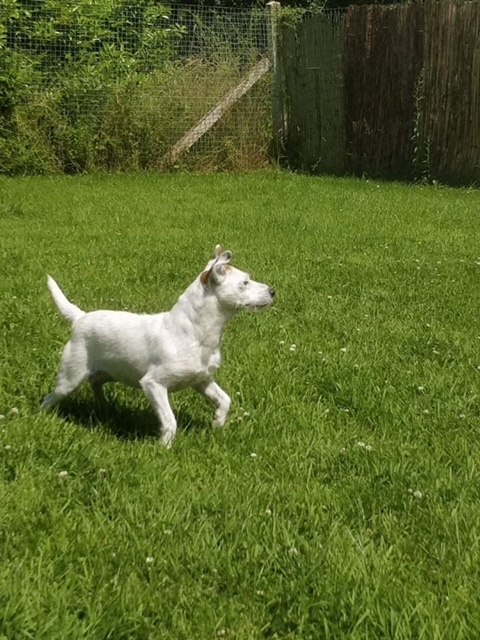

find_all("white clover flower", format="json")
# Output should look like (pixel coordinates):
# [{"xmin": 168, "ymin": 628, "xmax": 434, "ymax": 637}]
[
  {"xmin": 327, "ymin": 295, "xmax": 333, "ymax": 300},
  {"xmin": 339, "ymin": 447, "xmax": 347, "ymax": 453},
  {"xmin": 98, "ymin": 468, "xmax": 107, "ymax": 476},
  {"xmin": 265, "ymin": 508, "xmax": 272, "ymax": 516},
  {"xmin": 356, "ymin": 441, "xmax": 366, "ymax": 448},
  {"xmin": 0, "ymin": 415, "xmax": 5, "ymax": 420},
  {"xmin": 412, "ymin": 490, "xmax": 423, "ymax": 499},
  {"xmin": 9, "ymin": 407, "xmax": 19, "ymax": 415},
  {"xmin": 243, "ymin": 411, "xmax": 250, "ymax": 418},
  {"xmin": 250, "ymin": 453, "xmax": 257, "ymax": 459},
  {"xmin": 4, "ymin": 444, "xmax": 12, "ymax": 451},
  {"xmin": 256, "ymin": 590, "xmax": 265, "ymax": 596},
  {"xmin": 163, "ymin": 529, "xmax": 172, "ymax": 536},
  {"xmin": 288, "ymin": 546, "xmax": 299, "ymax": 556},
  {"xmin": 365, "ymin": 444, "xmax": 373, "ymax": 452},
  {"xmin": 279, "ymin": 340, "xmax": 285, "ymax": 346},
  {"xmin": 340, "ymin": 347, "xmax": 347, "ymax": 353},
  {"xmin": 146, "ymin": 556, "xmax": 154, "ymax": 564},
  {"xmin": 423, "ymin": 409, "xmax": 430, "ymax": 415},
  {"xmin": 353, "ymin": 364, "xmax": 359, "ymax": 369},
  {"xmin": 289, "ymin": 344, "xmax": 296, "ymax": 352},
  {"xmin": 459, "ymin": 414, "xmax": 466, "ymax": 419},
  {"xmin": 417, "ymin": 386, "xmax": 425, "ymax": 393},
  {"xmin": 59, "ymin": 470, "xmax": 68, "ymax": 478}
]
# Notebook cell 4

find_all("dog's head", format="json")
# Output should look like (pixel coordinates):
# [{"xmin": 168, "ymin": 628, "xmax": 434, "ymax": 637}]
[{"xmin": 200, "ymin": 245, "xmax": 275, "ymax": 312}]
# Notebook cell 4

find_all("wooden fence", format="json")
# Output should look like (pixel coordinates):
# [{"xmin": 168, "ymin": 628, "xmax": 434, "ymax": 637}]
[{"xmin": 276, "ymin": 3, "xmax": 480, "ymax": 185}]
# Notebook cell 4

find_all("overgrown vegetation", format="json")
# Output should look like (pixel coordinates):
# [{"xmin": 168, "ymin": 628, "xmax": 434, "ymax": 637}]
[
  {"xmin": 0, "ymin": 0, "xmax": 271, "ymax": 174},
  {"xmin": 1, "ymin": 173, "xmax": 480, "ymax": 637}
]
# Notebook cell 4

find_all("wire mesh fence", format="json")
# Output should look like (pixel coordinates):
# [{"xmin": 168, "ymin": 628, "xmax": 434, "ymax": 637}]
[{"xmin": 0, "ymin": 1, "xmax": 273, "ymax": 174}]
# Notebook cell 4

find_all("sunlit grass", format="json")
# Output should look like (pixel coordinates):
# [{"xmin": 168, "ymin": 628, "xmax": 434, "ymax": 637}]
[{"xmin": 1, "ymin": 173, "xmax": 480, "ymax": 638}]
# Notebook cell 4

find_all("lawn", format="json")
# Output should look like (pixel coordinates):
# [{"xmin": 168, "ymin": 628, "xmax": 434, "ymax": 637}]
[{"xmin": 1, "ymin": 172, "xmax": 480, "ymax": 639}]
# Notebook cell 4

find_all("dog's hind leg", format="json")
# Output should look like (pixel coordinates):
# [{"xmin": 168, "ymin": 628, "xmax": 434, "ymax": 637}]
[
  {"xmin": 89, "ymin": 370, "xmax": 113, "ymax": 405},
  {"xmin": 140, "ymin": 376, "xmax": 177, "ymax": 447},
  {"xmin": 41, "ymin": 340, "xmax": 89, "ymax": 410},
  {"xmin": 194, "ymin": 380, "xmax": 231, "ymax": 428}
]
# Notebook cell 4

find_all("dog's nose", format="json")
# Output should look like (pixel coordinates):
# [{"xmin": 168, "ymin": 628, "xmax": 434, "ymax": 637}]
[{"xmin": 269, "ymin": 287, "xmax": 276, "ymax": 298}]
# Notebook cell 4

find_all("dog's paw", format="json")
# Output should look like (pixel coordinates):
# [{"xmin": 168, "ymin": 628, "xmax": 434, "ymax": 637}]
[{"xmin": 160, "ymin": 431, "xmax": 174, "ymax": 448}]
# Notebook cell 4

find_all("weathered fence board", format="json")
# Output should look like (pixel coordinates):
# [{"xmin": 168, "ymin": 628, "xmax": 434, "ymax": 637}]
[
  {"xmin": 423, "ymin": 2, "xmax": 480, "ymax": 184},
  {"xmin": 345, "ymin": 4, "xmax": 424, "ymax": 179},
  {"xmin": 277, "ymin": 2, "xmax": 479, "ymax": 186},
  {"xmin": 280, "ymin": 12, "xmax": 346, "ymax": 174}
]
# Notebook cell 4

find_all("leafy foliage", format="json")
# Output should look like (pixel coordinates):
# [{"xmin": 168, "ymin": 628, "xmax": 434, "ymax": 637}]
[
  {"xmin": 0, "ymin": 0, "xmax": 271, "ymax": 174},
  {"xmin": 0, "ymin": 0, "xmax": 184, "ymax": 121}
]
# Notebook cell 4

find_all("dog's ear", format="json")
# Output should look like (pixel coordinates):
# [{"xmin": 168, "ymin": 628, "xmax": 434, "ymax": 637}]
[
  {"xmin": 215, "ymin": 250, "xmax": 233, "ymax": 266},
  {"xmin": 200, "ymin": 250, "xmax": 233, "ymax": 287},
  {"xmin": 210, "ymin": 251, "xmax": 232, "ymax": 281},
  {"xmin": 200, "ymin": 270, "xmax": 210, "ymax": 287},
  {"xmin": 214, "ymin": 244, "xmax": 224, "ymax": 258}
]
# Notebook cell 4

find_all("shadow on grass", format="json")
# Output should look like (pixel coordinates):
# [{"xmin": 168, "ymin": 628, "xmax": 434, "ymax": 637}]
[{"xmin": 57, "ymin": 396, "xmax": 207, "ymax": 441}]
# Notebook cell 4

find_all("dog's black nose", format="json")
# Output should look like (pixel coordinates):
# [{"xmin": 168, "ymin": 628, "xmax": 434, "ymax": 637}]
[{"xmin": 269, "ymin": 287, "xmax": 276, "ymax": 298}]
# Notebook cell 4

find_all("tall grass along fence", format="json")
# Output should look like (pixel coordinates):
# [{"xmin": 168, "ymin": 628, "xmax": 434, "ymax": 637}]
[
  {"xmin": 277, "ymin": 2, "xmax": 480, "ymax": 185},
  {"xmin": 0, "ymin": 1, "xmax": 272, "ymax": 174}
]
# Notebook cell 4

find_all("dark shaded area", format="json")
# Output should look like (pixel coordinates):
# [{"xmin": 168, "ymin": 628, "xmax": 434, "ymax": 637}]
[
  {"xmin": 57, "ymin": 396, "xmax": 207, "ymax": 441},
  {"xmin": 345, "ymin": 4, "xmax": 424, "ymax": 179}
]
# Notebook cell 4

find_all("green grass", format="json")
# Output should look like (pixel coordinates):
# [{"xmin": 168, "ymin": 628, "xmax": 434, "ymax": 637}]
[{"xmin": 1, "ymin": 172, "xmax": 480, "ymax": 639}]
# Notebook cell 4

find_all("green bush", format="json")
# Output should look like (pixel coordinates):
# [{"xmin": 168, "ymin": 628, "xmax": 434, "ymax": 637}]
[{"xmin": 0, "ymin": 0, "xmax": 271, "ymax": 174}]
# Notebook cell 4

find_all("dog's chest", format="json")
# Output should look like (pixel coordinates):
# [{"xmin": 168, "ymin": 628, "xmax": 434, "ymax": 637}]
[
  {"xmin": 167, "ymin": 349, "xmax": 221, "ymax": 390},
  {"xmin": 185, "ymin": 346, "xmax": 221, "ymax": 382}
]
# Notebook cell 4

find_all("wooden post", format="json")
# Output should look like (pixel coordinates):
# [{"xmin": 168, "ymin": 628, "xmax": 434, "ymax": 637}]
[
  {"xmin": 267, "ymin": 1, "xmax": 281, "ymax": 73},
  {"xmin": 267, "ymin": 1, "xmax": 284, "ymax": 161},
  {"xmin": 165, "ymin": 58, "xmax": 271, "ymax": 166}
]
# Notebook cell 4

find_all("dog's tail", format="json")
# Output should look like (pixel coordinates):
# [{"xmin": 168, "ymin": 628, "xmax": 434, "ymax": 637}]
[{"xmin": 46, "ymin": 275, "xmax": 85, "ymax": 324}]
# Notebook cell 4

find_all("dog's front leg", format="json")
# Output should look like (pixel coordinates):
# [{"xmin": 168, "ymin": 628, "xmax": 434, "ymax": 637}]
[
  {"xmin": 140, "ymin": 376, "xmax": 177, "ymax": 447},
  {"xmin": 195, "ymin": 380, "xmax": 231, "ymax": 428}
]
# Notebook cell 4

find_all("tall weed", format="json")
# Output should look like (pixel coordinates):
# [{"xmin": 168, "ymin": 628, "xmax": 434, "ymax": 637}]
[{"xmin": 0, "ymin": 60, "xmax": 271, "ymax": 174}]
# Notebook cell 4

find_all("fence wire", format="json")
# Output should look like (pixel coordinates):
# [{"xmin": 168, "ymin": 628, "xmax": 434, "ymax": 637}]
[{"xmin": 0, "ymin": 1, "xmax": 273, "ymax": 174}]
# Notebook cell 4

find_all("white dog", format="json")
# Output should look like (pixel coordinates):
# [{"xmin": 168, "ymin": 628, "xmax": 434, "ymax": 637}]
[{"xmin": 41, "ymin": 245, "xmax": 275, "ymax": 446}]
